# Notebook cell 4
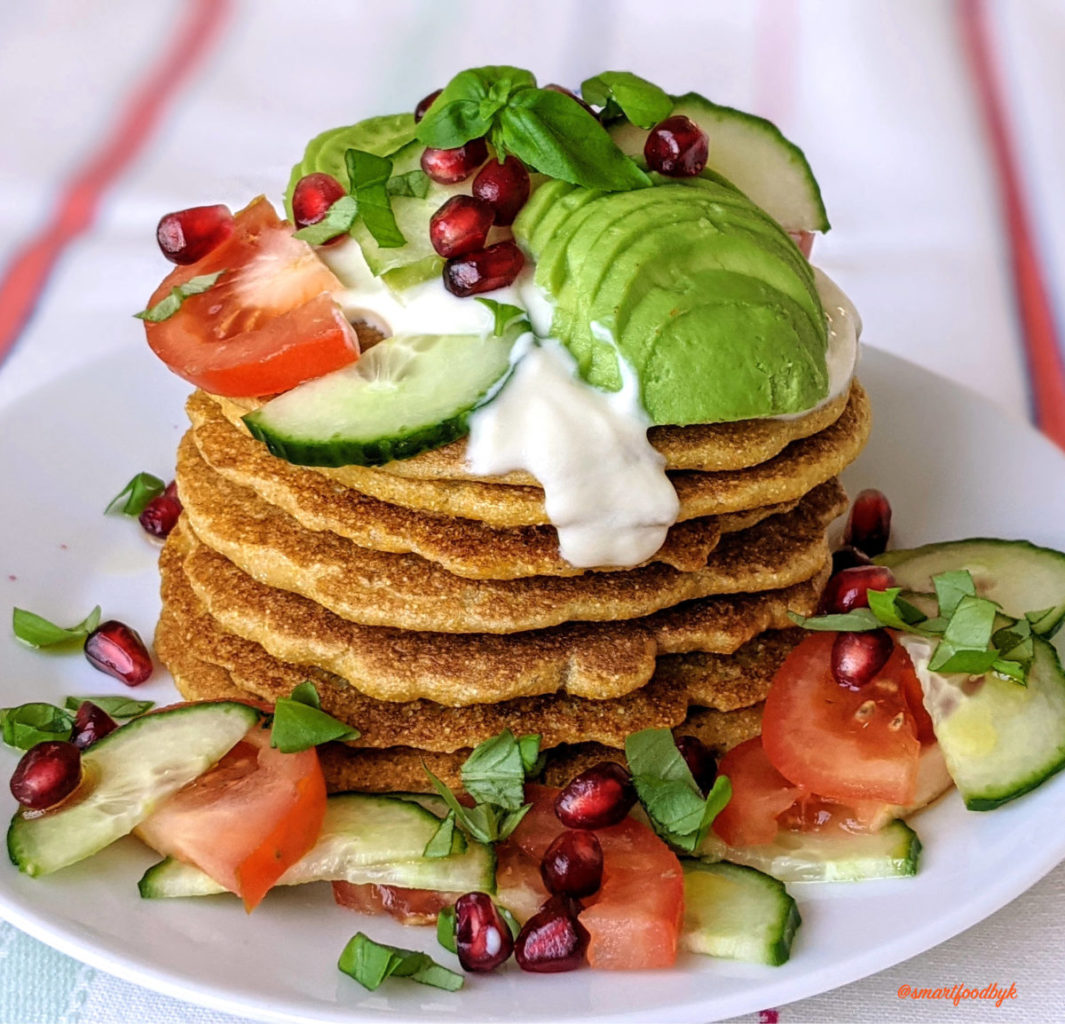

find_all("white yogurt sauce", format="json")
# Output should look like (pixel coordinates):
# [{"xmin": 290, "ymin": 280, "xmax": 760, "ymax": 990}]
[{"xmin": 466, "ymin": 335, "xmax": 680, "ymax": 568}]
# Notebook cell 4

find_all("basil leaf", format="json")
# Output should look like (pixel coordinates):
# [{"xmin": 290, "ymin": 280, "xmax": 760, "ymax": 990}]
[
  {"xmin": 270, "ymin": 682, "xmax": 359, "ymax": 753},
  {"xmin": 1027, "ymin": 603, "xmax": 1065, "ymax": 638},
  {"xmin": 346, "ymin": 149, "xmax": 405, "ymax": 248},
  {"xmin": 517, "ymin": 732, "xmax": 545, "ymax": 778},
  {"xmin": 927, "ymin": 643, "xmax": 1001, "ymax": 675},
  {"xmin": 580, "ymin": 71, "xmax": 672, "ymax": 129},
  {"xmin": 942, "ymin": 594, "xmax": 998, "ymax": 650},
  {"xmin": 932, "ymin": 570, "xmax": 977, "ymax": 619},
  {"xmin": 63, "ymin": 696, "xmax": 154, "ymax": 718},
  {"xmin": 104, "ymin": 472, "xmax": 166, "ymax": 515},
  {"xmin": 436, "ymin": 905, "xmax": 457, "ymax": 953},
  {"xmin": 13, "ymin": 606, "xmax": 101, "ymax": 648},
  {"xmin": 293, "ymin": 194, "xmax": 358, "ymax": 246},
  {"xmin": 422, "ymin": 810, "xmax": 462, "ymax": 859},
  {"xmin": 475, "ymin": 298, "xmax": 530, "ymax": 337},
  {"xmin": 625, "ymin": 729, "xmax": 731, "ymax": 852},
  {"xmin": 338, "ymin": 933, "xmax": 462, "ymax": 993},
  {"xmin": 417, "ymin": 66, "xmax": 537, "ymax": 149},
  {"xmin": 866, "ymin": 587, "xmax": 926, "ymax": 629},
  {"xmin": 991, "ymin": 657, "xmax": 1029, "ymax": 685},
  {"xmin": 386, "ymin": 169, "xmax": 431, "ymax": 199},
  {"xmin": 495, "ymin": 803, "xmax": 533, "ymax": 841},
  {"xmin": 788, "ymin": 608, "xmax": 882, "ymax": 632},
  {"xmin": 499, "ymin": 89, "xmax": 650, "ymax": 191},
  {"xmin": 134, "ymin": 271, "xmax": 225, "ymax": 322},
  {"xmin": 1, "ymin": 703, "xmax": 74, "ymax": 750},
  {"xmin": 461, "ymin": 729, "xmax": 530, "ymax": 811}
]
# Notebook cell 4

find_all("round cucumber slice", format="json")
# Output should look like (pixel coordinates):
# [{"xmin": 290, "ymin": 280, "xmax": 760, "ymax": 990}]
[
  {"xmin": 243, "ymin": 331, "xmax": 520, "ymax": 467},
  {"xmin": 608, "ymin": 92, "xmax": 829, "ymax": 233}
]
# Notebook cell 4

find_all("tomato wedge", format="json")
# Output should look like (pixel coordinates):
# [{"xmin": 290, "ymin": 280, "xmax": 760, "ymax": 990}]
[
  {"xmin": 143, "ymin": 197, "xmax": 359, "ymax": 397},
  {"xmin": 761, "ymin": 632, "xmax": 922, "ymax": 805},
  {"xmin": 712, "ymin": 737, "xmax": 805, "ymax": 846},
  {"xmin": 136, "ymin": 722, "xmax": 326, "ymax": 910},
  {"xmin": 332, "ymin": 881, "xmax": 455, "ymax": 926}
]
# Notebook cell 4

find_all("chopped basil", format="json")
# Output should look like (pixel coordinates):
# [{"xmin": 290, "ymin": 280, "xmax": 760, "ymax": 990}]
[
  {"xmin": 134, "ymin": 271, "xmax": 225, "ymax": 323},
  {"xmin": 104, "ymin": 471, "xmax": 166, "ymax": 516},
  {"xmin": 624, "ymin": 728, "xmax": 731, "ymax": 853},
  {"xmin": 423, "ymin": 767, "xmax": 531, "ymax": 847},
  {"xmin": 475, "ymin": 298, "xmax": 530, "ymax": 337},
  {"xmin": 12, "ymin": 605, "xmax": 101, "ymax": 648},
  {"xmin": 292, "ymin": 194, "xmax": 358, "ymax": 246},
  {"xmin": 1026, "ymin": 603, "xmax": 1065, "ymax": 638},
  {"xmin": 932, "ymin": 570, "xmax": 977, "ymax": 618},
  {"xmin": 63, "ymin": 695, "xmax": 154, "ymax": 718},
  {"xmin": 580, "ymin": 71, "xmax": 672, "ymax": 128},
  {"xmin": 346, "ymin": 149, "xmax": 405, "ymax": 248},
  {"xmin": 269, "ymin": 681, "xmax": 360, "ymax": 753},
  {"xmin": 386, "ymin": 169, "xmax": 431, "ymax": 199},
  {"xmin": 461, "ymin": 729, "xmax": 539, "ymax": 810},
  {"xmin": 0, "ymin": 703, "xmax": 74, "ymax": 750},
  {"xmin": 338, "ymin": 932, "xmax": 462, "ymax": 992},
  {"xmin": 421, "ymin": 810, "xmax": 462, "ymax": 859}
]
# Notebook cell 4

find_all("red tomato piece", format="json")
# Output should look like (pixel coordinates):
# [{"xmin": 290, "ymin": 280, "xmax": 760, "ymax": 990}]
[
  {"xmin": 712, "ymin": 738, "xmax": 805, "ymax": 846},
  {"xmin": 143, "ymin": 197, "xmax": 359, "ymax": 397},
  {"xmin": 136, "ymin": 722, "xmax": 326, "ymax": 910},
  {"xmin": 331, "ymin": 881, "xmax": 455, "ymax": 926},
  {"xmin": 507, "ymin": 785, "xmax": 683, "ymax": 970},
  {"xmin": 761, "ymin": 633, "xmax": 922, "ymax": 805}
]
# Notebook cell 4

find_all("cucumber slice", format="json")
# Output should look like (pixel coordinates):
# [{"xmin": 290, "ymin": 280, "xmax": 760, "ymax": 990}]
[
  {"xmin": 244, "ymin": 331, "xmax": 519, "ymax": 467},
  {"xmin": 138, "ymin": 793, "xmax": 496, "ymax": 898},
  {"xmin": 608, "ymin": 92, "xmax": 829, "ymax": 232},
  {"xmin": 681, "ymin": 861, "xmax": 800, "ymax": 965},
  {"xmin": 697, "ymin": 820, "xmax": 921, "ymax": 882},
  {"xmin": 8, "ymin": 702, "xmax": 260, "ymax": 877},
  {"xmin": 879, "ymin": 538, "xmax": 1065, "ymax": 637},
  {"xmin": 901, "ymin": 635, "xmax": 1065, "ymax": 810}
]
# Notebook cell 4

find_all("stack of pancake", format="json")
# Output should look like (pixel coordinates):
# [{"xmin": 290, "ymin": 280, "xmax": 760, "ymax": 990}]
[{"xmin": 155, "ymin": 376, "xmax": 870, "ymax": 792}]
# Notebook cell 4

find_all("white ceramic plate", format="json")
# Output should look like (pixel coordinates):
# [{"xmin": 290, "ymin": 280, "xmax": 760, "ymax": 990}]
[{"xmin": 1, "ymin": 344, "xmax": 1064, "ymax": 1024}]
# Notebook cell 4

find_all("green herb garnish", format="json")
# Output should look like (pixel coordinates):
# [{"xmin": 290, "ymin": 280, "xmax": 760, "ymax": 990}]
[
  {"xmin": 269, "ymin": 681, "xmax": 360, "ymax": 753},
  {"xmin": 416, "ymin": 66, "xmax": 649, "ymax": 191},
  {"xmin": 386, "ymin": 169, "xmax": 431, "ymax": 199},
  {"xmin": 0, "ymin": 703, "xmax": 74, "ymax": 750},
  {"xmin": 104, "ymin": 472, "xmax": 166, "ymax": 515},
  {"xmin": 475, "ymin": 298, "xmax": 530, "ymax": 336},
  {"xmin": 338, "ymin": 933, "xmax": 463, "ymax": 992},
  {"xmin": 134, "ymin": 271, "xmax": 225, "ymax": 323},
  {"xmin": 579, "ymin": 71, "xmax": 672, "ymax": 128},
  {"xmin": 12, "ymin": 606, "xmax": 101, "ymax": 648},
  {"xmin": 624, "ymin": 729, "xmax": 731, "ymax": 853},
  {"xmin": 346, "ymin": 149, "xmax": 406, "ymax": 248},
  {"xmin": 63, "ymin": 696, "xmax": 154, "ymax": 718},
  {"xmin": 421, "ymin": 810, "xmax": 464, "ymax": 859},
  {"xmin": 292, "ymin": 195, "xmax": 358, "ymax": 246}
]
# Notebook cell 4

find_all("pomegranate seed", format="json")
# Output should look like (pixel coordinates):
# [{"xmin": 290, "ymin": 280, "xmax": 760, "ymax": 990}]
[
  {"xmin": 429, "ymin": 196, "xmax": 495, "ymax": 258},
  {"xmin": 453, "ymin": 892, "xmax": 514, "ymax": 972},
  {"xmin": 156, "ymin": 205, "xmax": 234, "ymax": 265},
  {"xmin": 163, "ymin": 480, "xmax": 178, "ymax": 500},
  {"xmin": 71, "ymin": 701, "xmax": 118, "ymax": 750},
  {"xmin": 832, "ymin": 544, "xmax": 872, "ymax": 575},
  {"xmin": 820, "ymin": 565, "xmax": 897, "ymax": 615},
  {"xmin": 414, "ymin": 89, "xmax": 442, "ymax": 122},
  {"xmin": 420, "ymin": 138, "xmax": 488, "ymax": 184},
  {"xmin": 291, "ymin": 172, "xmax": 347, "ymax": 231},
  {"xmin": 138, "ymin": 494, "xmax": 182, "ymax": 539},
  {"xmin": 674, "ymin": 735, "xmax": 717, "ymax": 795},
  {"xmin": 555, "ymin": 761, "xmax": 636, "ymax": 830},
  {"xmin": 515, "ymin": 899, "xmax": 589, "ymax": 973},
  {"xmin": 644, "ymin": 115, "xmax": 709, "ymax": 177},
  {"xmin": 10, "ymin": 741, "xmax": 82, "ymax": 810},
  {"xmin": 844, "ymin": 489, "xmax": 893, "ymax": 557},
  {"xmin": 443, "ymin": 241, "xmax": 525, "ymax": 297},
  {"xmin": 544, "ymin": 84, "xmax": 597, "ymax": 117},
  {"xmin": 84, "ymin": 621, "xmax": 153, "ymax": 686},
  {"xmin": 541, "ymin": 830, "xmax": 603, "ymax": 898},
  {"xmin": 472, "ymin": 156, "xmax": 531, "ymax": 226},
  {"xmin": 832, "ymin": 629, "xmax": 895, "ymax": 690}
]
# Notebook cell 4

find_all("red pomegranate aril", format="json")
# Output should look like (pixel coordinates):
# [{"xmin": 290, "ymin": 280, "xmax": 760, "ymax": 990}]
[
  {"xmin": 514, "ymin": 899, "xmax": 589, "ymax": 973},
  {"xmin": 71, "ymin": 701, "xmax": 118, "ymax": 750},
  {"xmin": 156, "ymin": 205, "xmax": 235, "ymax": 265},
  {"xmin": 832, "ymin": 629, "xmax": 895, "ymax": 690},
  {"xmin": 820, "ymin": 565, "xmax": 897, "ymax": 615},
  {"xmin": 291, "ymin": 172, "xmax": 347, "ymax": 231},
  {"xmin": 674, "ymin": 735, "xmax": 718, "ymax": 795},
  {"xmin": 832, "ymin": 544, "xmax": 872, "ymax": 575},
  {"xmin": 420, "ymin": 138, "xmax": 488, "ymax": 184},
  {"xmin": 443, "ymin": 241, "xmax": 525, "ymax": 297},
  {"xmin": 541, "ymin": 830, "xmax": 603, "ymax": 899},
  {"xmin": 555, "ymin": 761, "xmax": 637, "ymax": 830},
  {"xmin": 644, "ymin": 115, "xmax": 709, "ymax": 177},
  {"xmin": 429, "ymin": 196, "xmax": 495, "ymax": 258},
  {"xmin": 844, "ymin": 488, "xmax": 893, "ymax": 557},
  {"xmin": 414, "ymin": 88, "xmax": 442, "ymax": 122},
  {"xmin": 138, "ymin": 494, "xmax": 182, "ymax": 539},
  {"xmin": 163, "ymin": 480, "xmax": 178, "ymax": 500},
  {"xmin": 10, "ymin": 741, "xmax": 82, "ymax": 810},
  {"xmin": 472, "ymin": 156, "xmax": 531, "ymax": 226},
  {"xmin": 544, "ymin": 84, "xmax": 597, "ymax": 117},
  {"xmin": 84, "ymin": 621, "xmax": 153, "ymax": 686},
  {"xmin": 453, "ymin": 892, "xmax": 514, "ymax": 972}
]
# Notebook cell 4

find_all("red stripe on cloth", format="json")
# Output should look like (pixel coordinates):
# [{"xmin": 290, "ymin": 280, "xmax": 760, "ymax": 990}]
[
  {"xmin": 959, "ymin": 0, "xmax": 1065, "ymax": 450},
  {"xmin": 0, "ymin": 0, "xmax": 232, "ymax": 365}
]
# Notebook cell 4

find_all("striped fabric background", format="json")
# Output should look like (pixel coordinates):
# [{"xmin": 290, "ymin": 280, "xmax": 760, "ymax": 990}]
[{"xmin": 0, "ymin": 1, "xmax": 1062, "ymax": 1021}]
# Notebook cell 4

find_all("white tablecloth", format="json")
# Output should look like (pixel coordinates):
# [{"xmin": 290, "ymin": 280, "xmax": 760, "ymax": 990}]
[{"xmin": 0, "ymin": 1, "xmax": 1063, "ymax": 1021}]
